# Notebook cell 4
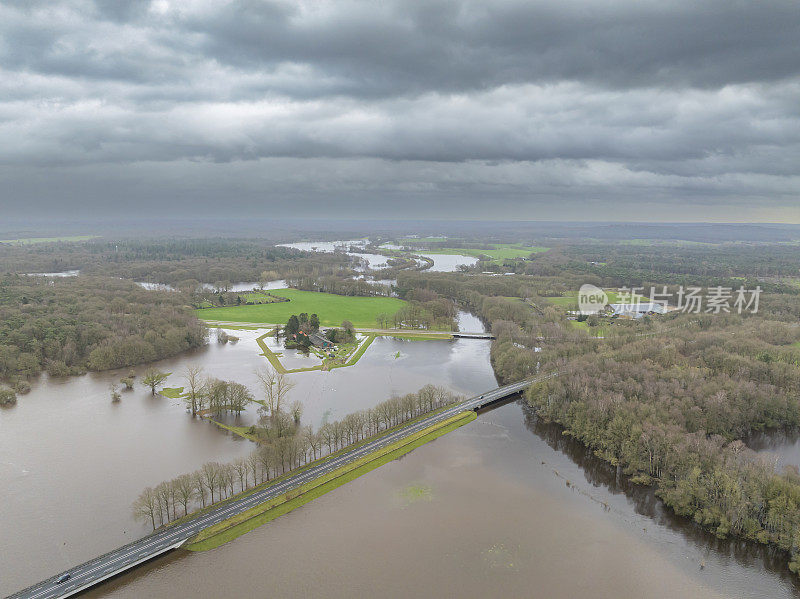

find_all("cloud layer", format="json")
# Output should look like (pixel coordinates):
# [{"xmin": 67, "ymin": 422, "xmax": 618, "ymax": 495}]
[{"xmin": 2, "ymin": 0, "xmax": 799, "ymax": 220}]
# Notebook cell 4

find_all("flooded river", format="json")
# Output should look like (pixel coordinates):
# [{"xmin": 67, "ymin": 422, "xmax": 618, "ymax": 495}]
[
  {"xmin": 82, "ymin": 400, "xmax": 799, "ymax": 599},
  {"xmin": 1, "ymin": 314, "xmax": 497, "ymax": 595},
  {"xmin": 278, "ymin": 239, "xmax": 477, "ymax": 273},
  {"xmin": 5, "ymin": 309, "xmax": 800, "ymax": 597}
]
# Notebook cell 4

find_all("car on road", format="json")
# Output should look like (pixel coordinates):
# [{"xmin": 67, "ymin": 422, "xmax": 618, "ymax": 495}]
[
  {"xmin": 57, "ymin": 573, "xmax": 71, "ymax": 584},
  {"xmin": 480, "ymin": 395, "xmax": 484, "ymax": 399}
]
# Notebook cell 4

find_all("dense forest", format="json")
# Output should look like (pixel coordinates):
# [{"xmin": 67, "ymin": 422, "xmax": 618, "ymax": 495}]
[
  {"xmin": 0, "ymin": 275, "xmax": 205, "ymax": 393},
  {"xmin": 526, "ymin": 316, "xmax": 800, "ymax": 571}
]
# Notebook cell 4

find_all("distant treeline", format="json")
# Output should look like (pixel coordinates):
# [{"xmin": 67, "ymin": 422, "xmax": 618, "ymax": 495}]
[
  {"xmin": 0, "ymin": 238, "xmax": 354, "ymax": 286},
  {"xmin": 286, "ymin": 275, "xmax": 393, "ymax": 297},
  {"xmin": 492, "ymin": 242, "xmax": 800, "ymax": 293},
  {"xmin": 0, "ymin": 275, "xmax": 205, "ymax": 389}
]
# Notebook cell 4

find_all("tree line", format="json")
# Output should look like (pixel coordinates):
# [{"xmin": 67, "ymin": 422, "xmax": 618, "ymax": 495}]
[
  {"xmin": 0, "ymin": 275, "xmax": 205, "ymax": 390},
  {"xmin": 133, "ymin": 383, "xmax": 462, "ymax": 530}
]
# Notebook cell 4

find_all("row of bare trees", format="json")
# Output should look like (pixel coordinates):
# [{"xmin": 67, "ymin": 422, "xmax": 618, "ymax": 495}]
[
  {"xmin": 133, "ymin": 384, "xmax": 462, "ymax": 530},
  {"xmin": 182, "ymin": 366, "xmax": 254, "ymax": 417}
]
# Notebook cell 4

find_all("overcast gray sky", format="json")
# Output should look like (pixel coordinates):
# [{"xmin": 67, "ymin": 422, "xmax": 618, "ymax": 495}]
[{"xmin": 2, "ymin": 0, "xmax": 799, "ymax": 221}]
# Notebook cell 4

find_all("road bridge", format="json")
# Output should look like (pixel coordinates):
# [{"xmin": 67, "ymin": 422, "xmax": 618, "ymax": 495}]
[{"xmin": 10, "ymin": 375, "xmax": 549, "ymax": 599}]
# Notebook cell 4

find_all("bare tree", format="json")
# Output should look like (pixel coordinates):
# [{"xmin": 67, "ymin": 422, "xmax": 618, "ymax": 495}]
[
  {"xmin": 255, "ymin": 365, "xmax": 295, "ymax": 418},
  {"xmin": 303, "ymin": 426, "xmax": 320, "ymax": 461},
  {"xmin": 132, "ymin": 487, "xmax": 159, "ymax": 531},
  {"xmin": 192, "ymin": 471, "xmax": 208, "ymax": 508},
  {"xmin": 201, "ymin": 462, "xmax": 221, "ymax": 504},
  {"xmin": 175, "ymin": 474, "xmax": 196, "ymax": 517},
  {"xmin": 142, "ymin": 368, "xmax": 169, "ymax": 395},
  {"xmin": 232, "ymin": 457, "xmax": 248, "ymax": 492},
  {"xmin": 246, "ymin": 451, "xmax": 261, "ymax": 486},
  {"xmin": 183, "ymin": 366, "xmax": 205, "ymax": 416}
]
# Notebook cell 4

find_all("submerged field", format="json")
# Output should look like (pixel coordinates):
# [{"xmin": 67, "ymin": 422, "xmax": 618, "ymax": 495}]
[{"xmin": 197, "ymin": 289, "xmax": 406, "ymax": 327}]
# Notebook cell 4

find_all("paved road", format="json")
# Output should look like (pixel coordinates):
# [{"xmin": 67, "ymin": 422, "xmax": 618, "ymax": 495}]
[{"xmin": 9, "ymin": 376, "xmax": 547, "ymax": 599}]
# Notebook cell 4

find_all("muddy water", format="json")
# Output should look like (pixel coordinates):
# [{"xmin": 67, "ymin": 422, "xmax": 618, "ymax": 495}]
[
  {"xmin": 222, "ymin": 328, "xmax": 498, "ymax": 429},
  {"xmin": 746, "ymin": 429, "xmax": 800, "ymax": 472},
  {"xmin": 1, "ymin": 322, "xmax": 497, "ymax": 595},
  {"xmin": 417, "ymin": 252, "xmax": 480, "ymax": 272},
  {"xmin": 278, "ymin": 239, "xmax": 477, "ymax": 273},
  {"xmin": 6, "ymin": 305, "xmax": 799, "ymax": 597},
  {"xmin": 84, "ymin": 400, "xmax": 799, "ymax": 599},
  {"xmin": 136, "ymin": 280, "xmax": 287, "ymax": 292}
]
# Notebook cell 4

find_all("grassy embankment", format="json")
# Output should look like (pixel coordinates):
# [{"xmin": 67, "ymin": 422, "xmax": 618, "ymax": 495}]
[
  {"xmin": 197, "ymin": 289, "xmax": 406, "ymax": 328},
  {"xmin": 255, "ymin": 331, "xmax": 378, "ymax": 374},
  {"xmin": 184, "ymin": 410, "xmax": 477, "ymax": 551}
]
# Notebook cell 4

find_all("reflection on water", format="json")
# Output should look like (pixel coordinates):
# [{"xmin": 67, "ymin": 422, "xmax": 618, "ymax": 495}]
[
  {"xmin": 83, "ymin": 400, "xmax": 799, "ymax": 599},
  {"xmin": 746, "ymin": 428, "xmax": 800, "ymax": 471}
]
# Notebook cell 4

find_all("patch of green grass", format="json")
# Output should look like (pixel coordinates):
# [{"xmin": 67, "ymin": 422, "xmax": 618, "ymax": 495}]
[
  {"xmin": 196, "ymin": 289, "xmax": 406, "ymax": 328},
  {"xmin": 160, "ymin": 386, "xmax": 186, "ymax": 399},
  {"xmin": 544, "ymin": 289, "xmax": 645, "ymax": 309},
  {"xmin": 568, "ymin": 320, "xmax": 606, "ymax": 337},
  {"xmin": 208, "ymin": 420, "xmax": 260, "ymax": 442},
  {"xmin": 184, "ymin": 410, "xmax": 476, "ymax": 551},
  {"xmin": 0, "ymin": 235, "xmax": 98, "ymax": 244},
  {"xmin": 398, "ymin": 483, "xmax": 433, "ymax": 507}
]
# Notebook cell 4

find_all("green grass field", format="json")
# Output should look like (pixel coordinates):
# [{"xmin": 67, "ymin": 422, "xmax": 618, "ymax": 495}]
[
  {"xmin": 197, "ymin": 289, "xmax": 406, "ymax": 327},
  {"xmin": 544, "ymin": 290, "xmax": 645, "ymax": 309},
  {"xmin": 0, "ymin": 235, "xmax": 98, "ymax": 244},
  {"xmin": 420, "ymin": 244, "xmax": 549, "ymax": 262}
]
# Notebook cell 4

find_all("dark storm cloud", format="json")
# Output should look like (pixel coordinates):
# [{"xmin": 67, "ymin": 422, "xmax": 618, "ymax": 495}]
[{"xmin": 0, "ymin": 0, "xmax": 799, "ymax": 221}]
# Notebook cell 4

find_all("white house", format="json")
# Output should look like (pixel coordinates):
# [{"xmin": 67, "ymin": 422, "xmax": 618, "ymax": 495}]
[{"xmin": 608, "ymin": 302, "xmax": 667, "ymax": 318}]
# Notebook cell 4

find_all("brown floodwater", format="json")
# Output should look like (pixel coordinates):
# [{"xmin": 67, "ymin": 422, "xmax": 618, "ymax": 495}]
[
  {"xmin": 746, "ymin": 429, "xmax": 800, "ymax": 472},
  {"xmin": 1, "ymin": 315, "xmax": 498, "ymax": 595},
  {"xmin": 5, "ymin": 308, "xmax": 800, "ymax": 598},
  {"xmin": 82, "ymin": 400, "xmax": 800, "ymax": 599}
]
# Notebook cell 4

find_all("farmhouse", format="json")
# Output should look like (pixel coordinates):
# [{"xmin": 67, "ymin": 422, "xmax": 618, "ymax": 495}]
[
  {"xmin": 309, "ymin": 332, "xmax": 334, "ymax": 349},
  {"xmin": 608, "ymin": 302, "xmax": 667, "ymax": 318}
]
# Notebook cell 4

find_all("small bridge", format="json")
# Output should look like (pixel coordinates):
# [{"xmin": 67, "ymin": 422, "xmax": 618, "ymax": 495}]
[{"xmin": 452, "ymin": 332, "xmax": 495, "ymax": 339}]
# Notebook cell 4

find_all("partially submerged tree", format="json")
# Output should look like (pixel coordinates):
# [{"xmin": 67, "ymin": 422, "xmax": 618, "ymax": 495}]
[
  {"xmin": 0, "ymin": 386, "xmax": 17, "ymax": 406},
  {"xmin": 142, "ymin": 369, "xmax": 169, "ymax": 395},
  {"xmin": 255, "ymin": 365, "xmax": 295, "ymax": 418},
  {"xmin": 183, "ymin": 365, "xmax": 205, "ymax": 416}
]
